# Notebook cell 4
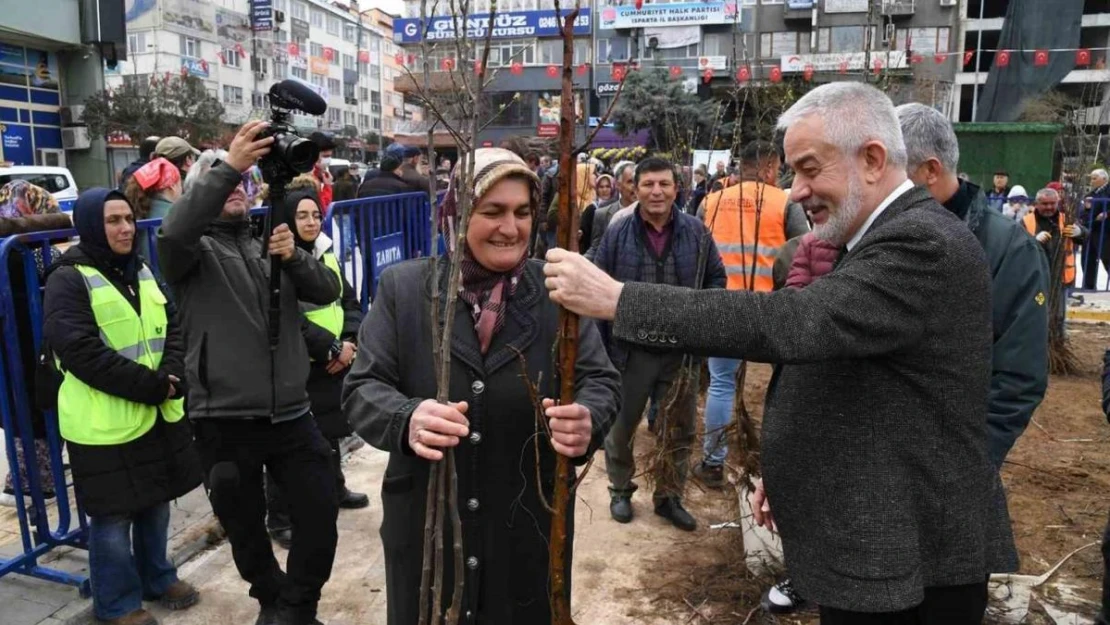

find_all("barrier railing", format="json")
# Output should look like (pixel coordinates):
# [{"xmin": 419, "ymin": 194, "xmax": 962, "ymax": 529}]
[
  {"xmin": 1074, "ymin": 196, "xmax": 1110, "ymax": 292},
  {"xmin": 0, "ymin": 191, "xmax": 433, "ymax": 592}
]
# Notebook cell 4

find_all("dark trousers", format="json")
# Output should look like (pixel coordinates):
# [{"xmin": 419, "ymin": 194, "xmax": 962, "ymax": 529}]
[
  {"xmin": 1098, "ymin": 508, "xmax": 1110, "ymax": 625},
  {"xmin": 192, "ymin": 415, "xmax": 339, "ymax": 621},
  {"xmin": 819, "ymin": 581, "xmax": 988, "ymax": 625},
  {"xmin": 1081, "ymin": 235, "xmax": 1110, "ymax": 290},
  {"xmin": 266, "ymin": 437, "xmax": 346, "ymax": 532}
]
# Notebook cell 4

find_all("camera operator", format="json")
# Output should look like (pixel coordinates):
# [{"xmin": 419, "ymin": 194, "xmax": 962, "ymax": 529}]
[{"xmin": 157, "ymin": 120, "xmax": 342, "ymax": 625}]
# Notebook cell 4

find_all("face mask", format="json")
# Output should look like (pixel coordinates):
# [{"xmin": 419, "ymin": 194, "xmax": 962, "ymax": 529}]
[{"xmin": 321, "ymin": 157, "xmax": 332, "ymax": 168}]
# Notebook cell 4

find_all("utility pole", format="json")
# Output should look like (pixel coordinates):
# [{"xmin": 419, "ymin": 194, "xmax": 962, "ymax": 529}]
[
  {"xmin": 970, "ymin": 0, "xmax": 985, "ymax": 121},
  {"xmin": 863, "ymin": 0, "xmax": 875, "ymax": 83}
]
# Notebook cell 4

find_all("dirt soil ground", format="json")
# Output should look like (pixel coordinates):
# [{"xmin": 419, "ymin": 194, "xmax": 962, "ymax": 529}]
[{"xmin": 638, "ymin": 324, "xmax": 1110, "ymax": 624}]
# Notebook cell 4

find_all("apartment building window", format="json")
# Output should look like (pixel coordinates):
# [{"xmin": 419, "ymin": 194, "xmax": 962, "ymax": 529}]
[
  {"xmin": 274, "ymin": 0, "xmax": 287, "ymax": 10},
  {"xmin": 596, "ymin": 38, "xmax": 630, "ymax": 64},
  {"xmin": 311, "ymin": 73, "xmax": 325, "ymax": 87},
  {"xmin": 344, "ymin": 81, "xmax": 356, "ymax": 99},
  {"xmin": 327, "ymin": 15, "xmax": 341, "ymax": 35},
  {"xmin": 760, "ymin": 32, "xmax": 801, "ymax": 57},
  {"xmin": 127, "ymin": 32, "xmax": 147, "ymax": 56},
  {"xmin": 702, "ymin": 32, "xmax": 749, "ymax": 57},
  {"xmin": 342, "ymin": 54, "xmax": 354, "ymax": 70},
  {"xmin": 484, "ymin": 39, "xmax": 534, "ymax": 66},
  {"xmin": 274, "ymin": 61, "xmax": 289, "ymax": 79},
  {"xmin": 359, "ymin": 114, "xmax": 370, "ymax": 128},
  {"xmin": 359, "ymin": 87, "xmax": 369, "ymax": 100},
  {"xmin": 761, "ymin": 0, "xmax": 783, "ymax": 4},
  {"xmin": 344, "ymin": 24, "xmax": 358, "ymax": 43},
  {"xmin": 275, "ymin": 29, "xmax": 288, "ymax": 43},
  {"xmin": 310, "ymin": 42, "xmax": 324, "ymax": 57},
  {"xmin": 311, "ymin": 9, "xmax": 324, "ymax": 27},
  {"xmin": 328, "ymin": 108, "xmax": 341, "ymax": 125},
  {"xmin": 372, "ymin": 116, "xmax": 381, "ymax": 129},
  {"xmin": 327, "ymin": 78, "xmax": 340, "ymax": 94},
  {"xmin": 359, "ymin": 61, "xmax": 368, "ymax": 76},
  {"xmin": 293, "ymin": 34, "xmax": 307, "ymax": 47},
  {"xmin": 122, "ymin": 74, "xmax": 149, "ymax": 91},
  {"xmin": 644, "ymin": 43, "xmax": 699, "ymax": 60},
  {"xmin": 343, "ymin": 110, "xmax": 354, "ymax": 125},
  {"xmin": 371, "ymin": 38, "xmax": 381, "ymax": 53},
  {"xmin": 816, "ymin": 26, "xmax": 880, "ymax": 53},
  {"xmin": 895, "ymin": 27, "xmax": 950, "ymax": 54},
  {"xmin": 370, "ymin": 64, "xmax": 380, "ymax": 79},
  {"xmin": 292, "ymin": 66, "xmax": 308, "ymax": 79},
  {"xmin": 292, "ymin": 1, "xmax": 307, "ymax": 20},
  {"xmin": 223, "ymin": 85, "xmax": 244, "ymax": 105},
  {"xmin": 483, "ymin": 91, "xmax": 531, "ymax": 126},
  {"xmin": 330, "ymin": 49, "xmax": 339, "ymax": 65},
  {"xmin": 180, "ymin": 36, "xmax": 201, "ymax": 59},
  {"xmin": 223, "ymin": 48, "xmax": 242, "ymax": 68}
]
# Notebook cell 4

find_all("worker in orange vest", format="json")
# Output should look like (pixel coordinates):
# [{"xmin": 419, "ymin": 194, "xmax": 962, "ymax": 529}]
[
  {"xmin": 1024, "ymin": 187, "xmax": 1085, "ymax": 287},
  {"xmin": 693, "ymin": 141, "xmax": 810, "ymax": 487}
]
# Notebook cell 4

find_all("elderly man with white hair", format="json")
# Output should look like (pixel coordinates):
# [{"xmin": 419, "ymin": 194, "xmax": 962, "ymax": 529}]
[
  {"xmin": 1081, "ymin": 167, "xmax": 1110, "ymax": 289},
  {"xmin": 543, "ymin": 82, "xmax": 1017, "ymax": 624}
]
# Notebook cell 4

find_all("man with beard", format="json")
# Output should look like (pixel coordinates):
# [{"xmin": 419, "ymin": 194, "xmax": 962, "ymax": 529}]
[
  {"xmin": 543, "ymin": 82, "xmax": 1016, "ymax": 624},
  {"xmin": 158, "ymin": 122, "xmax": 342, "ymax": 625}
]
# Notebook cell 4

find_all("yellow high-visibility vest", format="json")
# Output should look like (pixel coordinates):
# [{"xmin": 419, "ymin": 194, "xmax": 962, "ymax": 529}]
[
  {"xmin": 57, "ymin": 264, "xmax": 184, "ymax": 446},
  {"xmin": 301, "ymin": 251, "xmax": 343, "ymax": 339}
]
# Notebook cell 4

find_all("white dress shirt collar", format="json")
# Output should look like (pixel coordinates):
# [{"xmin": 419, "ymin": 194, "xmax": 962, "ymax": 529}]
[{"xmin": 845, "ymin": 179, "xmax": 915, "ymax": 251}]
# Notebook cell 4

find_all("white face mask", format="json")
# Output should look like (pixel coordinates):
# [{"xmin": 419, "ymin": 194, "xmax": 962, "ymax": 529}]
[{"xmin": 321, "ymin": 157, "xmax": 332, "ymax": 168}]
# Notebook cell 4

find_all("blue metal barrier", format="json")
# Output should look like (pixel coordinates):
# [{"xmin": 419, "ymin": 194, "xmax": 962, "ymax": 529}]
[
  {"xmin": 0, "ymin": 192, "xmax": 432, "ymax": 593},
  {"xmin": 1075, "ymin": 196, "xmax": 1110, "ymax": 292}
]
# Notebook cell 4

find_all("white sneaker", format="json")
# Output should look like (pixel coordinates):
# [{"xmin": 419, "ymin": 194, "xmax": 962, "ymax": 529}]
[
  {"xmin": 0, "ymin": 492, "xmax": 20, "ymax": 507},
  {"xmin": 761, "ymin": 578, "xmax": 805, "ymax": 614}
]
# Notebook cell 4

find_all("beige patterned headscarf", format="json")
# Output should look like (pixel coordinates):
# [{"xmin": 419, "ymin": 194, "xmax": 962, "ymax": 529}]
[{"xmin": 438, "ymin": 147, "xmax": 541, "ymax": 254}]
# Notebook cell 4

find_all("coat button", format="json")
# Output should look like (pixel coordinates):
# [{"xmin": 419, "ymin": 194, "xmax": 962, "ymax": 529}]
[
  {"xmin": 668, "ymin": 335, "xmax": 678, "ymax": 344},
  {"xmin": 471, "ymin": 380, "xmax": 485, "ymax": 394},
  {"xmin": 637, "ymin": 329, "xmax": 648, "ymax": 340},
  {"xmin": 467, "ymin": 497, "xmax": 480, "ymax": 511},
  {"xmin": 648, "ymin": 332, "xmax": 658, "ymax": 342},
  {"xmin": 466, "ymin": 556, "xmax": 479, "ymax": 569},
  {"xmin": 469, "ymin": 431, "xmax": 482, "ymax": 445}
]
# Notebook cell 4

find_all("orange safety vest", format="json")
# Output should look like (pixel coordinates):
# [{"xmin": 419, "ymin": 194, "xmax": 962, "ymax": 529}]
[
  {"xmin": 703, "ymin": 181, "xmax": 788, "ymax": 292},
  {"xmin": 1023, "ymin": 212, "xmax": 1076, "ymax": 284}
]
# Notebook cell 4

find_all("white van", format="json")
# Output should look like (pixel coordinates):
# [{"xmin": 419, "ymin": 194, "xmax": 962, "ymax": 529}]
[{"xmin": 0, "ymin": 166, "xmax": 79, "ymax": 212}]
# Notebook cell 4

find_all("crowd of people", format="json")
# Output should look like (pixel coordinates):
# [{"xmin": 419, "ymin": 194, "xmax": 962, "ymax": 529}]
[{"xmin": 0, "ymin": 81, "xmax": 1109, "ymax": 625}]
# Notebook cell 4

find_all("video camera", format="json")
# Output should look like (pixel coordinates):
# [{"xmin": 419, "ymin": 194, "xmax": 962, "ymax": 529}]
[{"xmin": 257, "ymin": 80, "xmax": 327, "ymax": 183}]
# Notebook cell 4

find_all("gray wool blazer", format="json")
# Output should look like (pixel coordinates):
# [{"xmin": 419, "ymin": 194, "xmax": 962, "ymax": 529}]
[{"xmin": 611, "ymin": 185, "xmax": 1019, "ymax": 612}]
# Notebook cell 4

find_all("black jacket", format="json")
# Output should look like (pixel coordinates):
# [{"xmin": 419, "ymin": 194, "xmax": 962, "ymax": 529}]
[
  {"xmin": 300, "ymin": 234, "xmax": 363, "ymax": 439},
  {"xmin": 43, "ymin": 246, "xmax": 200, "ymax": 516},
  {"xmin": 157, "ymin": 162, "xmax": 341, "ymax": 422},
  {"xmin": 947, "ymin": 181, "xmax": 1050, "ymax": 468},
  {"xmin": 342, "ymin": 258, "xmax": 621, "ymax": 625},
  {"xmin": 357, "ymin": 171, "xmax": 420, "ymax": 198},
  {"xmin": 611, "ymin": 186, "xmax": 1017, "ymax": 611}
]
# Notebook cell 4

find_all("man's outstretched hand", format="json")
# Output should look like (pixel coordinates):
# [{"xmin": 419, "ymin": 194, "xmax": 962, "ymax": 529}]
[{"xmin": 543, "ymin": 248, "xmax": 623, "ymax": 321}]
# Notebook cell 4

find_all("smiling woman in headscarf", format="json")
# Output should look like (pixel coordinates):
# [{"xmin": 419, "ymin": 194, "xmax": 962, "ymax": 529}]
[
  {"xmin": 341, "ymin": 147, "xmax": 621, "ymax": 625},
  {"xmin": 263, "ymin": 186, "xmax": 368, "ymax": 549},
  {"xmin": 42, "ymin": 188, "xmax": 201, "ymax": 625}
]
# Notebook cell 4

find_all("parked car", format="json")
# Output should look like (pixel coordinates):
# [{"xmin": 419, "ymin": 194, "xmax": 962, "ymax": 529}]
[{"xmin": 0, "ymin": 166, "xmax": 79, "ymax": 212}]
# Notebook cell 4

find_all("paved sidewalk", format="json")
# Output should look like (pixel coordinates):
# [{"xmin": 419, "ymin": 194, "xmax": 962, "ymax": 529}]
[{"xmin": 0, "ymin": 448, "xmax": 220, "ymax": 625}]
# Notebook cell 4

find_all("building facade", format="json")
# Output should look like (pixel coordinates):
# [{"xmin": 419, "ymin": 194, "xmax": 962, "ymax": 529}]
[
  {"xmin": 0, "ymin": 0, "xmax": 121, "ymax": 187},
  {"xmin": 106, "ymin": 0, "xmax": 408, "ymax": 169}
]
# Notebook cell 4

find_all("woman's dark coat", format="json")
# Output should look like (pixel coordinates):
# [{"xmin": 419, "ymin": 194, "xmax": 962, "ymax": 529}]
[
  {"xmin": 300, "ymin": 234, "xmax": 362, "ymax": 440},
  {"xmin": 341, "ymin": 257, "xmax": 621, "ymax": 625},
  {"xmin": 42, "ymin": 245, "xmax": 200, "ymax": 516}
]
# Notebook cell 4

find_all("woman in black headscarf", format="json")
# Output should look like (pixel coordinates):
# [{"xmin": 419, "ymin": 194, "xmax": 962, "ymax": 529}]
[
  {"xmin": 42, "ymin": 188, "xmax": 201, "ymax": 625},
  {"xmin": 265, "ymin": 187, "xmax": 368, "ymax": 548}
]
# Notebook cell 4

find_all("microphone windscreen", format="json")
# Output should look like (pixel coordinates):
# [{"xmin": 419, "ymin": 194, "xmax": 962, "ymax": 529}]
[{"xmin": 269, "ymin": 79, "xmax": 328, "ymax": 116}]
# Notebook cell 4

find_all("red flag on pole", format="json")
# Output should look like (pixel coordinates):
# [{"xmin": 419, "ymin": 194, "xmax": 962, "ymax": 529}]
[
  {"xmin": 996, "ymin": 50, "xmax": 1010, "ymax": 67},
  {"xmin": 802, "ymin": 64, "xmax": 814, "ymax": 81},
  {"xmin": 406, "ymin": 54, "xmax": 416, "ymax": 65},
  {"xmin": 1033, "ymin": 49, "xmax": 1049, "ymax": 67},
  {"xmin": 474, "ymin": 60, "xmax": 483, "ymax": 74},
  {"xmin": 872, "ymin": 58, "xmax": 883, "ymax": 75},
  {"xmin": 669, "ymin": 65, "xmax": 682, "ymax": 78},
  {"xmin": 235, "ymin": 43, "xmax": 246, "ymax": 58},
  {"xmin": 394, "ymin": 52, "xmax": 404, "ymax": 65},
  {"xmin": 323, "ymin": 47, "xmax": 334, "ymax": 61},
  {"xmin": 546, "ymin": 65, "xmax": 559, "ymax": 78},
  {"xmin": 910, "ymin": 54, "xmax": 924, "ymax": 65},
  {"xmin": 289, "ymin": 43, "xmax": 300, "ymax": 57},
  {"xmin": 510, "ymin": 61, "xmax": 523, "ymax": 75},
  {"xmin": 577, "ymin": 63, "xmax": 588, "ymax": 76},
  {"xmin": 440, "ymin": 57, "xmax": 455, "ymax": 71},
  {"xmin": 963, "ymin": 50, "xmax": 974, "ymax": 66},
  {"xmin": 359, "ymin": 50, "xmax": 370, "ymax": 64},
  {"xmin": 702, "ymin": 68, "xmax": 713, "ymax": 83},
  {"xmin": 769, "ymin": 66, "xmax": 782, "ymax": 83},
  {"xmin": 1076, "ymin": 48, "xmax": 1091, "ymax": 66},
  {"xmin": 934, "ymin": 53, "xmax": 946, "ymax": 65},
  {"xmin": 634, "ymin": 0, "xmax": 643, "ymax": 8},
  {"xmin": 612, "ymin": 64, "xmax": 626, "ymax": 80},
  {"xmin": 838, "ymin": 60, "xmax": 848, "ymax": 74},
  {"xmin": 736, "ymin": 66, "xmax": 750, "ymax": 82}
]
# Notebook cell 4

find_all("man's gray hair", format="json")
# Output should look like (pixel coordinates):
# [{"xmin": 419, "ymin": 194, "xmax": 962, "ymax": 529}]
[
  {"xmin": 613, "ymin": 160, "xmax": 636, "ymax": 179},
  {"xmin": 184, "ymin": 149, "xmax": 229, "ymax": 194},
  {"xmin": 895, "ymin": 103, "xmax": 959, "ymax": 173},
  {"xmin": 1036, "ymin": 188, "xmax": 1060, "ymax": 202},
  {"xmin": 1091, "ymin": 168, "xmax": 1109, "ymax": 182},
  {"xmin": 777, "ymin": 82, "xmax": 908, "ymax": 169}
]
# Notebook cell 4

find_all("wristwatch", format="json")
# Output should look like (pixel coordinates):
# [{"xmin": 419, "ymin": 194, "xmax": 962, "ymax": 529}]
[{"xmin": 328, "ymin": 339, "xmax": 343, "ymax": 362}]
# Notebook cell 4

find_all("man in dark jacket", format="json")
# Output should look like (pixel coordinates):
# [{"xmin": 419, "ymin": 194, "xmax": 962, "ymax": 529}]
[
  {"xmin": 1081, "ymin": 168, "xmax": 1110, "ymax": 289},
  {"xmin": 157, "ymin": 121, "xmax": 342, "ymax": 625},
  {"xmin": 117, "ymin": 136, "xmax": 161, "ymax": 190},
  {"xmin": 356, "ymin": 155, "xmax": 414, "ymax": 198},
  {"xmin": 592, "ymin": 156, "xmax": 726, "ymax": 533},
  {"xmin": 898, "ymin": 103, "xmax": 1049, "ymax": 468},
  {"xmin": 986, "ymin": 170, "xmax": 1010, "ymax": 211},
  {"xmin": 547, "ymin": 83, "xmax": 1017, "ymax": 623}
]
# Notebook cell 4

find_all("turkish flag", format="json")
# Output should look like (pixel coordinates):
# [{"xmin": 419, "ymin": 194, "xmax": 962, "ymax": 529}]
[
  {"xmin": 394, "ymin": 52, "xmax": 404, "ymax": 65},
  {"xmin": 702, "ymin": 68, "xmax": 713, "ymax": 83},
  {"xmin": 736, "ymin": 66, "xmax": 750, "ymax": 82},
  {"xmin": 219, "ymin": 51, "xmax": 227, "ymax": 65},
  {"xmin": 838, "ymin": 60, "xmax": 848, "ymax": 74},
  {"xmin": 323, "ymin": 47, "xmax": 335, "ymax": 61},
  {"xmin": 634, "ymin": 0, "xmax": 643, "ymax": 8},
  {"xmin": 910, "ymin": 54, "xmax": 924, "ymax": 65},
  {"xmin": 1077, "ymin": 48, "xmax": 1091, "ymax": 66},
  {"xmin": 803, "ymin": 65, "xmax": 814, "ymax": 81},
  {"xmin": 441, "ymin": 57, "xmax": 455, "ymax": 71},
  {"xmin": 996, "ymin": 50, "xmax": 1010, "ymax": 67},
  {"xmin": 546, "ymin": 65, "xmax": 559, "ymax": 78},
  {"xmin": 934, "ymin": 53, "xmax": 946, "ymax": 65},
  {"xmin": 200, "ymin": 59, "xmax": 209, "ymax": 73},
  {"xmin": 288, "ymin": 43, "xmax": 300, "ymax": 57},
  {"xmin": 511, "ymin": 62, "xmax": 523, "ymax": 75},
  {"xmin": 577, "ymin": 63, "xmax": 589, "ymax": 76},
  {"xmin": 407, "ymin": 54, "xmax": 416, "ymax": 65},
  {"xmin": 963, "ymin": 50, "xmax": 974, "ymax": 66},
  {"xmin": 1034, "ymin": 49, "xmax": 1049, "ymax": 67},
  {"xmin": 235, "ymin": 43, "xmax": 246, "ymax": 58},
  {"xmin": 474, "ymin": 60, "xmax": 483, "ymax": 74},
  {"xmin": 769, "ymin": 66, "xmax": 782, "ymax": 83},
  {"xmin": 872, "ymin": 58, "xmax": 883, "ymax": 75},
  {"xmin": 669, "ymin": 65, "xmax": 682, "ymax": 78},
  {"xmin": 612, "ymin": 65, "xmax": 626, "ymax": 80},
  {"xmin": 359, "ymin": 50, "xmax": 370, "ymax": 64}
]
